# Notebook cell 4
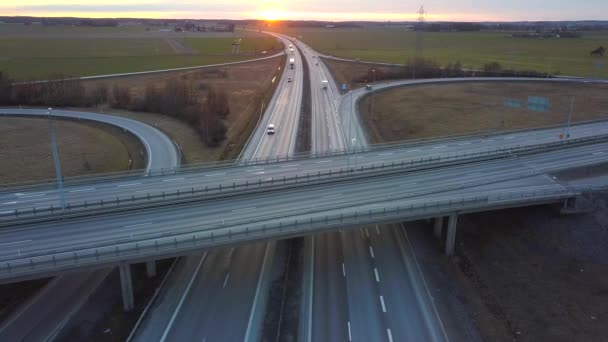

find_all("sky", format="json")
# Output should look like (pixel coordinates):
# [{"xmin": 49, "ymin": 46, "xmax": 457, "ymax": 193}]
[{"xmin": 1, "ymin": 0, "xmax": 607, "ymax": 22}]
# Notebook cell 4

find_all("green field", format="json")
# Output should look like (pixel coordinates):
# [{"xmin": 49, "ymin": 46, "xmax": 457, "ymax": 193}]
[
  {"xmin": 0, "ymin": 24, "xmax": 282, "ymax": 80},
  {"xmin": 0, "ymin": 55, "xmax": 253, "ymax": 80},
  {"xmin": 186, "ymin": 36, "xmax": 282, "ymax": 55},
  {"xmin": 278, "ymin": 28, "xmax": 608, "ymax": 78}
]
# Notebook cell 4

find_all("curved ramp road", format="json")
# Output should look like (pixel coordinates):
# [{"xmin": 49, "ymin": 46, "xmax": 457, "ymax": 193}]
[
  {"xmin": 0, "ymin": 108, "xmax": 180, "ymax": 171},
  {"xmin": 0, "ymin": 109, "xmax": 179, "ymax": 340},
  {"xmin": 337, "ymin": 77, "xmax": 608, "ymax": 148}
]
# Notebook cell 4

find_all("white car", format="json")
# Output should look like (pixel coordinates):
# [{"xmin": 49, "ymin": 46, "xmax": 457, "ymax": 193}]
[{"xmin": 267, "ymin": 124, "xmax": 276, "ymax": 135}]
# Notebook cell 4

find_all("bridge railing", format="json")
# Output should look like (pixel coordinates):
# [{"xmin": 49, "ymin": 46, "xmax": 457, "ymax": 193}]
[
  {"xmin": 1, "ymin": 133, "xmax": 607, "ymax": 226},
  {"xmin": 1, "ymin": 122, "xmax": 607, "ymax": 193},
  {"xmin": 3, "ymin": 184, "xmax": 603, "ymax": 280}
]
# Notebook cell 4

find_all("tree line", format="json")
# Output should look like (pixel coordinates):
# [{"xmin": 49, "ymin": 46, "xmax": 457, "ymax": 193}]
[
  {"xmin": 352, "ymin": 58, "xmax": 550, "ymax": 84},
  {"xmin": 0, "ymin": 72, "xmax": 230, "ymax": 147}
]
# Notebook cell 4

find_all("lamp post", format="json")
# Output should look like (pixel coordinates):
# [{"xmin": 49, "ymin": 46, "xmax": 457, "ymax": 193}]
[
  {"xmin": 371, "ymin": 69, "xmax": 376, "ymax": 120},
  {"xmin": 48, "ymin": 107, "xmax": 66, "ymax": 211}
]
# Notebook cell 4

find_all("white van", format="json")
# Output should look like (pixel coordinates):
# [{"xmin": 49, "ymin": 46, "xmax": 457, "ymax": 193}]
[{"xmin": 267, "ymin": 123, "xmax": 276, "ymax": 134}]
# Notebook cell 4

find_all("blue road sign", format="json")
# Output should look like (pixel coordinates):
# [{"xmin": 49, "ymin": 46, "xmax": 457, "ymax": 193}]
[
  {"xmin": 528, "ymin": 96, "xmax": 549, "ymax": 112},
  {"xmin": 342, "ymin": 83, "xmax": 347, "ymax": 91}
]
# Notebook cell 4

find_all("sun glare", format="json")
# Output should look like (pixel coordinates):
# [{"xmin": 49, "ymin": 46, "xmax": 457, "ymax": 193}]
[{"xmin": 260, "ymin": 9, "xmax": 282, "ymax": 21}]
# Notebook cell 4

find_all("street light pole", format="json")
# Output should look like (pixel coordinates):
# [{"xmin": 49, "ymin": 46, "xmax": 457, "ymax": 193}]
[
  {"xmin": 371, "ymin": 69, "xmax": 376, "ymax": 120},
  {"xmin": 48, "ymin": 108, "xmax": 66, "ymax": 211}
]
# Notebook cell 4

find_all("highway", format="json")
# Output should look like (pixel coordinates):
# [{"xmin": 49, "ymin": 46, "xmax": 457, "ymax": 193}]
[
  {"xmin": 2, "ymin": 35, "xmax": 608, "ymax": 342},
  {"xmin": 131, "ymin": 33, "xmax": 302, "ymax": 341},
  {"xmin": 2, "ymin": 120, "xmax": 608, "ymax": 217},
  {"xmin": 0, "ymin": 107, "xmax": 180, "ymax": 340},
  {"xmin": 298, "ymin": 38, "xmax": 446, "ymax": 342}
]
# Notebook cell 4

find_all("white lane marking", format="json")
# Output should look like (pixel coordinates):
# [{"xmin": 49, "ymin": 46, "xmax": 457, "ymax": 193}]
[
  {"xmin": 162, "ymin": 178, "xmax": 184, "ymax": 182},
  {"xmin": 468, "ymin": 173, "xmax": 481, "ymax": 176},
  {"xmin": 69, "ymin": 188, "xmax": 95, "ymax": 193},
  {"xmin": 223, "ymin": 273, "xmax": 230, "ymax": 288},
  {"xmin": 347, "ymin": 321, "xmax": 352, "ymax": 342},
  {"xmin": 0, "ymin": 210, "xmax": 14, "ymax": 215},
  {"xmin": 0, "ymin": 239, "xmax": 32, "ymax": 247},
  {"xmin": 231, "ymin": 207, "xmax": 257, "ymax": 212},
  {"xmin": 316, "ymin": 160, "xmax": 332, "ymax": 163},
  {"xmin": 593, "ymin": 152, "xmax": 604, "ymax": 155},
  {"xmin": 365, "ymin": 228, "xmax": 370, "ymax": 239},
  {"xmin": 2, "ymin": 201, "xmax": 17, "ymax": 205},
  {"xmin": 504, "ymin": 136, "xmax": 515, "ymax": 140},
  {"xmin": 205, "ymin": 173, "xmax": 226, "ymax": 177},
  {"xmin": 379, "ymin": 295, "xmax": 387, "ymax": 313},
  {"xmin": 387, "ymin": 328, "xmax": 394, "ymax": 342},
  {"xmin": 124, "ymin": 222, "xmax": 153, "ymax": 228},
  {"xmin": 374, "ymin": 268, "xmax": 380, "ymax": 282},
  {"xmin": 379, "ymin": 152, "xmax": 393, "ymax": 156},
  {"xmin": 458, "ymin": 142, "xmax": 471, "ymax": 146},
  {"xmin": 118, "ymin": 183, "xmax": 141, "ymax": 187},
  {"xmin": 342, "ymin": 263, "xmax": 346, "ymax": 277},
  {"xmin": 433, "ymin": 145, "xmax": 447, "ymax": 149},
  {"xmin": 407, "ymin": 149, "xmax": 420, "ymax": 152},
  {"xmin": 399, "ymin": 182, "xmax": 418, "ymax": 187},
  {"xmin": 369, "ymin": 246, "xmax": 375, "ymax": 259},
  {"xmin": 376, "ymin": 225, "xmax": 380, "ymax": 235},
  {"xmin": 16, "ymin": 192, "xmax": 45, "ymax": 197},
  {"xmin": 254, "ymin": 171, "xmax": 265, "ymax": 175},
  {"xmin": 281, "ymin": 164, "xmax": 299, "ymax": 168},
  {"xmin": 323, "ymin": 194, "xmax": 342, "ymax": 199},
  {"xmin": 18, "ymin": 193, "xmax": 46, "ymax": 198}
]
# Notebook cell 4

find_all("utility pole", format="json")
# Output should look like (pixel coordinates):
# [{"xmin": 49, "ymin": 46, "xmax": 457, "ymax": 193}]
[{"xmin": 48, "ymin": 108, "xmax": 66, "ymax": 211}]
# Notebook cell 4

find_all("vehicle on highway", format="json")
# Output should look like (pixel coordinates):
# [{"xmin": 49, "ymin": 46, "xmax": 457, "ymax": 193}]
[
  {"xmin": 321, "ymin": 80, "xmax": 329, "ymax": 89},
  {"xmin": 267, "ymin": 123, "xmax": 276, "ymax": 134},
  {"xmin": 365, "ymin": 84, "xmax": 373, "ymax": 90},
  {"xmin": 289, "ymin": 58, "xmax": 295, "ymax": 69},
  {"xmin": 288, "ymin": 77, "xmax": 292, "ymax": 82}
]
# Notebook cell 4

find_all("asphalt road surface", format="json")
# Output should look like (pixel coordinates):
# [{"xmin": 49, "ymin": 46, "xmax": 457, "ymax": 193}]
[
  {"xmin": 0, "ymin": 107, "xmax": 179, "ymax": 340},
  {"xmin": 131, "ymin": 33, "xmax": 302, "ymax": 342}
]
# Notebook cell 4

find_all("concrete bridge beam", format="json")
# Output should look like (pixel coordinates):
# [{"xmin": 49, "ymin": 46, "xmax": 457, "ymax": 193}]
[
  {"xmin": 119, "ymin": 263, "xmax": 134, "ymax": 312},
  {"xmin": 433, "ymin": 217, "xmax": 443, "ymax": 238},
  {"xmin": 146, "ymin": 260, "xmax": 157, "ymax": 278},
  {"xmin": 445, "ymin": 214, "xmax": 458, "ymax": 256}
]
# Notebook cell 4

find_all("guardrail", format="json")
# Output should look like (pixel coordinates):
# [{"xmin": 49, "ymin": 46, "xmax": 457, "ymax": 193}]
[
  {"xmin": 2, "ymin": 133, "xmax": 608, "ymax": 226},
  {"xmin": 3, "ymin": 119, "xmax": 607, "ymax": 193},
  {"xmin": 4, "ymin": 184, "xmax": 605, "ymax": 280}
]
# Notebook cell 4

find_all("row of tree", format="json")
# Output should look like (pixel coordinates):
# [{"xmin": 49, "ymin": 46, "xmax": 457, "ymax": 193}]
[
  {"xmin": 0, "ymin": 72, "xmax": 231, "ymax": 147},
  {"xmin": 352, "ymin": 58, "xmax": 550, "ymax": 84}
]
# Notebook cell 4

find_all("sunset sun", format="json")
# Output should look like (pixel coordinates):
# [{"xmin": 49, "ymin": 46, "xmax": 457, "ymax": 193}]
[{"xmin": 260, "ymin": 9, "xmax": 282, "ymax": 21}]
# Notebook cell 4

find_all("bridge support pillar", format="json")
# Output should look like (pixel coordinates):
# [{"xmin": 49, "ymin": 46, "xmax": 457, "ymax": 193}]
[
  {"xmin": 433, "ymin": 217, "xmax": 443, "ymax": 238},
  {"xmin": 119, "ymin": 263, "xmax": 135, "ymax": 312},
  {"xmin": 445, "ymin": 214, "xmax": 458, "ymax": 256},
  {"xmin": 146, "ymin": 261, "xmax": 157, "ymax": 278}
]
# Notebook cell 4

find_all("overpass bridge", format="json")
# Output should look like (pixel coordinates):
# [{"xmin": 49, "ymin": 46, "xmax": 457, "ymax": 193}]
[{"xmin": 1, "ymin": 139, "xmax": 607, "ymax": 284}]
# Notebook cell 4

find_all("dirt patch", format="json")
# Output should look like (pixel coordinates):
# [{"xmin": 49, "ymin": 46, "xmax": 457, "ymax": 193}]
[
  {"xmin": 0, "ymin": 116, "xmax": 144, "ymax": 184},
  {"xmin": 448, "ymin": 198, "xmax": 608, "ymax": 341},
  {"xmin": 83, "ymin": 56, "xmax": 285, "ymax": 163},
  {"xmin": 358, "ymin": 82, "xmax": 608, "ymax": 143}
]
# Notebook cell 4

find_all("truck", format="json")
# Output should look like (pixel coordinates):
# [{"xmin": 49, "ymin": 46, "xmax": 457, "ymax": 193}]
[
  {"xmin": 289, "ymin": 58, "xmax": 295, "ymax": 69},
  {"xmin": 321, "ymin": 80, "xmax": 329, "ymax": 89}
]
